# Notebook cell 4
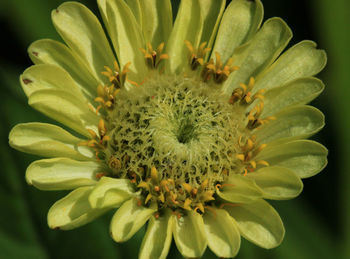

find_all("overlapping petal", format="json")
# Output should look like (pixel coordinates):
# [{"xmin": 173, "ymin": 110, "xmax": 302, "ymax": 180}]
[
  {"xmin": 9, "ymin": 122, "xmax": 93, "ymax": 160},
  {"xmin": 89, "ymin": 177, "xmax": 135, "ymax": 209},
  {"xmin": 139, "ymin": 209, "xmax": 174, "ymax": 259},
  {"xmin": 203, "ymin": 208, "xmax": 241, "ymax": 258},
  {"xmin": 48, "ymin": 186, "xmax": 108, "ymax": 230},
  {"xmin": 173, "ymin": 211, "xmax": 207, "ymax": 258},
  {"xmin": 52, "ymin": 2, "xmax": 115, "ymax": 84},
  {"xmin": 225, "ymin": 199, "xmax": 285, "ymax": 249},
  {"xmin": 110, "ymin": 198, "xmax": 156, "ymax": 242},
  {"xmin": 212, "ymin": 0, "xmax": 264, "ymax": 64},
  {"xmin": 256, "ymin": 140, "xmax": 328, "ymax": 178},
  {"xmin": 26, "ymin": 158, "xmax": 99, "ymax": 190}
]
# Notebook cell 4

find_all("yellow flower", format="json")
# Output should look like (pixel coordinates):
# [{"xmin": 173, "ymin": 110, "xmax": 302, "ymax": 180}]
[{"xmin": 9, "ymin": 0, "xmax": 327, "ymax": 258}]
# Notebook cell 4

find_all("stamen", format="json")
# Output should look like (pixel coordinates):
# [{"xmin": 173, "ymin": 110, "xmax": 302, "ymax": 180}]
[
  {"xmin": 184, "ymin": 40, "xmax": 211, "ymax": 71},
  {"xmin": 141, "ymin": 42, "xmax": 169, "ymax": 69},
  {"xmin": 202, "ymin": 52, "xmax": 239, "ymax": 83}
]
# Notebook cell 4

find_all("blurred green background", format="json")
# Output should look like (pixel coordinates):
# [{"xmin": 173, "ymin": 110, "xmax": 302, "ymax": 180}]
[{"xmin": 0, "ymin": 0, "xmax": 349, "ymax": 258}]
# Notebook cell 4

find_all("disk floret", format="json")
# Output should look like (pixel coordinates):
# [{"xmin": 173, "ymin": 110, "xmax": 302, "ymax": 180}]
[{"xmin": 101, "ymin": 75, "xmax": 249, "ymax": 211}]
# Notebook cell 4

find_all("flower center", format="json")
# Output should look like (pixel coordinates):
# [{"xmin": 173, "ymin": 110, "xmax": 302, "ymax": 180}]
[{"xmin": 102, "ymin": 75, "xmax": 245, "ymax": 211}]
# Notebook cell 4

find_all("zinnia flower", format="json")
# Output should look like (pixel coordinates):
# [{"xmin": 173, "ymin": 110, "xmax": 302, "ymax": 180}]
[{"xmin": 9, "ymin": 0, "xmax": 327, "ymax": 258}]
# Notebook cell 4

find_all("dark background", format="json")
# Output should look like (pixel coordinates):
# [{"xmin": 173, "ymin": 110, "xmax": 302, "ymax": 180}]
[{"xmin": 0, "ymin": 0, "xmax": 349, "ymax": 258}]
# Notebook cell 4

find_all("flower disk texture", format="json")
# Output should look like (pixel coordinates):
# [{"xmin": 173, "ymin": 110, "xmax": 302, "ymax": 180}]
[{"xmin": 9, "ymin": 0, "xmax": 327, "ymax": 258}]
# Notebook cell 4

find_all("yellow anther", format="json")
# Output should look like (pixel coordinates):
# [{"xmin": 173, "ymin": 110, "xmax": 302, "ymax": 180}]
[
  {"xmin": 158, "ymin": 192, "xmax": 165, "ymax": 203},
  {"xmin": 202, "ymin": 52, "xmax": 239, "ymax": 84},
  {"xmin": 145, "ymin": 193, "xmax": 152, "ymax": 204},
  {"xmin": 250, "ymin": 160, "xmax": 257, "ymax": 169},
  {"xmin": 236, "ymin": 154, "xmax": 245, "ymax": 161},
  {"xmin": 230, "ymin": 77, "xmax": 264, "ymax": 105},
  {"xmin": 137, "ymin": 181, "xmax": 150, "ymax": 191},
  {"xmin": 98, "ymin": 119, "xmax": 107, "ymax": 137},
  {"xmin": 201, "ymin": 179, "xmax": 209, "ymax": 189},
  {"xmin": 87, "ymin": 129, "xmax": 97, "ymax": 139},
  {"xmin": 191, "ymin": 188, "xmax": 198, "ymax": 196},
  {"xmin": 256, "ymin": 144, "xmax": 267, "ymax": 153},
  {"xmin": 185, "ymin": 40, "xmax": 211, "ymax": 71},
  {"xmin": 195, "ymin": 203, "xmax": 205, "ymax": 214},
  {"xmin": 154, "ymin": 185, "xmax": 160, "ymax": 192},
  {"xmin": 141, "ymin": 42, "xmax": 168, "ymax": 69},
  {"xmin": 160, "ymin": 180, "xmax": 170, "ymax": 192},
  {"xmin": 101, "ymin": 61, "xmax": 131, "ymax": 90},
  {"xmin": 182, "ymin": 183, "xmax": 192, "ymax": 193},
  {"xmin": 183, "ymin": 198, "xmax": 192, "ymax": 210},
  {"xmin": 201, "ymin": 191, "xmax": 215, "ymax": 202},
  {"xmin": 246, "ymin": 138, "xmax": 254, "ymax": 150},
  {"xmin": 257, "ymin": 160, "xmax": 269, "ymax": 167},
  {"xmin": 151, "ymin": 166, "xmax": 158, "ymax": 182}
]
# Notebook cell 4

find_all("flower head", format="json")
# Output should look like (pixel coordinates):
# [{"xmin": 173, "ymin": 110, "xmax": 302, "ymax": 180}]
[{"xmin": 9, "ymin": 0, "xmax": 327, "ymax": 258}]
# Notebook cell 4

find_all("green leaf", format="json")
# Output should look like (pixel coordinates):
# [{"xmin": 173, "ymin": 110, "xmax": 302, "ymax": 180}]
[
  {"xmin": 225, "ymin": 199, "xmax": 285, "ymax": 249},
  {"xmin": 211, "ymin": 0, "xmax": 264, "ymax": 64},
  {"xmin": 139, "ymin": 209, "xmax": 174, "ymax": 259},
  {"xmin": 216, "ymin": 174, "xmax": 263, "ymax": 203},
  {"xmin": 165, "ymin": 0, "xmax": 203, "ymax": 73},
  {"xmin": 28, "ymin": 89, "xmax": 99, "ymax": 138},
  {"xmin": 9, "ymin": 122, "xmax": 93, "ymax": 160},
  {"xmin": 256, "ymin": 105, "xmax": 325, "ymax": 144},
  {"xmin": 105, "ymin": 0, "xmax": 147, "ymax": 82},
  {"xmin": 203, "ymin": 208, "xmax": 241, "ymax": 258},
  {"xmin": 89, "ymin": 177, "xmax": 135, "ymax": 209},
  {"xmin": 110, "ymin": 198, "xmax": 155, "ymax": 242},
  {"xmin": 48, "ymin": 186, "xmax": 108, "ymax": 230},
  {"xmin": 256, "ymin": 140, "xmax": 328, "ymax": 178},
  {"xmin": 26, "ymin": 158, "xmax": 99, "ymax": 190},
  {"xmin": 52, "ymin": 2, "xmax": 115, "ymax": 84},
  {"xmin": 28, "ymin": 39, "xmax": 99, "ymax": 97},
  {"xmin": 139, "ymin": 0, "xmax": 173, "ymax": 47},
  {"xmin": 262, "ymin": 77, "xmax": 325, "ymax": 117},
  {"xmin": 173, "ymin": 211, "xmax": 207, "ymax": 258},
  {"xmin": 223, "ymin": 17, "xmax": 292, "ymax": 94},
  {"xmin": 247, "ymin": 166, "xmax": 303, "ymax": 200},
  {"xmin": 254, "ymin": 40, "xmax": 327, "ymax": 92}
]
